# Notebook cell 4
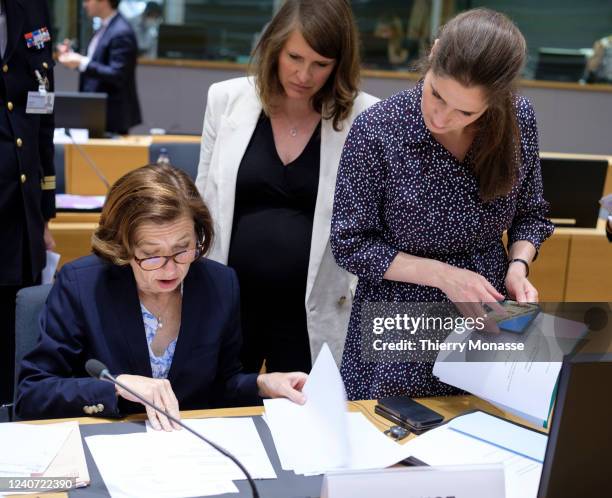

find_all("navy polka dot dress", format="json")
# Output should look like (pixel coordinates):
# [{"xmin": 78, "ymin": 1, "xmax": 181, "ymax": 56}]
[{"xmin": 330, "ymin": 81, "xmax": 554, "ymax": 401}]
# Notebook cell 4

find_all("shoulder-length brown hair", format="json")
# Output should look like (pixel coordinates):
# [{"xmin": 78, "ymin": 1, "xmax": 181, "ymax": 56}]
[
  {"xmin": 92, "ymin": 164, "xmax": 214, "ymax": 265},
  {"xmin": 419, "ymin": 8, "xmax": 527, "ymax": 201},
  {"xmin": 250, "ymin": 0, "xmax": 360, "ymax": 131}
]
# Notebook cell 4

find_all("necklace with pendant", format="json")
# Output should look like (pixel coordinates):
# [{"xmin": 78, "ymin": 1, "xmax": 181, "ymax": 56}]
[
  {"xmin": 147, "ymin": 301, "xmax": 169, "ymax": 330},
  {"xmin": 289, "ymin": 127, "xmax": 298, "ymax": 137}
]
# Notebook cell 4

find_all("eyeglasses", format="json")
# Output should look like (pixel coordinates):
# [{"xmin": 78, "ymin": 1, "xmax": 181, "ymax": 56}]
[{"xmin": 133, "ymin": 245, "xmax": 202, "ymax": 271}]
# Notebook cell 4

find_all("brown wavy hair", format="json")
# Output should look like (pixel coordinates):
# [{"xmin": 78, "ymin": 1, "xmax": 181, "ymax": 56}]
[
  {"xmin": 249, "ymin": 0, "xmax": 360, "ymax": 131},
  {"xmin": 92, "ymin": 164, "xmax": 214, "ymax": 265},
  {"xmin": 419, "ymin": 8, "xmax": 527, "ymax": 201}
]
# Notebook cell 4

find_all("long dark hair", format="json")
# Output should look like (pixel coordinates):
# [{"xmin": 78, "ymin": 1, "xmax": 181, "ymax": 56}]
[{"xmin": 420, "ymin": 8, "xmax": 527, "ymax": 201}]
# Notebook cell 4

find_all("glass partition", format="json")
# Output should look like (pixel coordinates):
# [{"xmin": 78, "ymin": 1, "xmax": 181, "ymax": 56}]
[{"xmin": 49, "ymin": 0, "xmax": 612, "ymax": 85}]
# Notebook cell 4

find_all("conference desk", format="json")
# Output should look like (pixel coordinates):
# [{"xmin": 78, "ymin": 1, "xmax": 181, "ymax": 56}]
[
  {"xmin": 8, "ymin": 396, "xmax": 545, "ymax": 498},
  {"xmin": 60, "ymin": 135, "xmax": 201, "ymax": 195}
]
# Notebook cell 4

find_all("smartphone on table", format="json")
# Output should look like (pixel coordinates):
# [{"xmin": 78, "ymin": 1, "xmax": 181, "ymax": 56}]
[{"xmin": 375, "ymin": 397, "xmax": 444, "ymax": 435}]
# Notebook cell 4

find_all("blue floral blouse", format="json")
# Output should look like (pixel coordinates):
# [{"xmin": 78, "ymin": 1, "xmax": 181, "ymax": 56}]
[{"xmin": 140, "ymin": 303, "xmax": 177, "ymax": 379}]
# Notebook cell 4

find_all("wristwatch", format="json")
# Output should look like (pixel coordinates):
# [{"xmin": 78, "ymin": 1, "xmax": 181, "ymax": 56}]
[{"xmin": 508, "ymin": 258, "xmax": 529, "ymax": 277}]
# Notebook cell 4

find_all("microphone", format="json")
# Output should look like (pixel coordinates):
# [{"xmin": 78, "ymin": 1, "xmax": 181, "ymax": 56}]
[
  {"xmin": 85, "ymin": 359, "xmax": 110, "ymax": 379},
  {"xmin": 85, "ymin": 359, "xmax": 259, "ymax": 498},
  {"xmin": 64, "ymin": 129, "xmax": 111, "ymax": 191}
]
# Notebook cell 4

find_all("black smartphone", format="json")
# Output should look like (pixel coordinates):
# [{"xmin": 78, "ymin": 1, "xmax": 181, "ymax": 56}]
[{"xmin": 375, "ymin": 397, "xmax": 444, "ymax": 434}]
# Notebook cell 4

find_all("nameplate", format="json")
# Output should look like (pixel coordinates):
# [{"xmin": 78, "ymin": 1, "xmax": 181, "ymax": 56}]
[{"xmin": 321, "ymin": 464, "xmax": 505, "ymax": 498}]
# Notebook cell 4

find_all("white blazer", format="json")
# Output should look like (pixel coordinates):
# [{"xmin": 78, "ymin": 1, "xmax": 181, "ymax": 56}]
[{"xmin": 196, "ymin": 77, "xmax": 378, "ymax": 365}]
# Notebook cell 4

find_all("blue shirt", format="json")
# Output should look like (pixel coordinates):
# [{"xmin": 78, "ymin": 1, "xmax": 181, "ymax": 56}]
[{"xmin": 140, "ymin": 303, "xmax": 177, "ymax": 379}]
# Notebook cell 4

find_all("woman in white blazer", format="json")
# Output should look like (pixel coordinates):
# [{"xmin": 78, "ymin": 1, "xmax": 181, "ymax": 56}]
[{"xmin": 196, "ymin": 0, "xmax": 378, "ymax": 372}]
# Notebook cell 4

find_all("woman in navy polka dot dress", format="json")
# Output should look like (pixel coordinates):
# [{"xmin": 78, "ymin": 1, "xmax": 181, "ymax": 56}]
[{"xmin": 330, "ymin": 9, "xmax": 555, "ymax": 400}]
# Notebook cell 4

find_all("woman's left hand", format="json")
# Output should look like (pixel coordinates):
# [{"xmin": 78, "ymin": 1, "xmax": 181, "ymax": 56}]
[
  {"xmin": 505, "ymin": 264, "xmax": 539, "ymax": 303},
  {"xmin": 257, "ymin": 372, "xmax": 308, "ymax": 405}
]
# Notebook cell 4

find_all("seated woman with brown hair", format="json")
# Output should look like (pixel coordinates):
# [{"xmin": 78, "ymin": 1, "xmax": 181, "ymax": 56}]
[{"xmin": 15, "ymin": 164, "xmax": 307, "ymax": 430}]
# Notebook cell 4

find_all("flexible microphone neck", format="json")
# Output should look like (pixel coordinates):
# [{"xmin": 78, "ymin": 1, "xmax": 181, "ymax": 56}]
[{"xmin": 85, "ymin": 359, "xmax": 259, "ymax": 498}]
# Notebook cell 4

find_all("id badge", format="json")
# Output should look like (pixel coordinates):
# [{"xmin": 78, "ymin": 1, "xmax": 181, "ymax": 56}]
[{"xmin": 26, "ymin": 91, "xmax": 55, "ymax": 114}]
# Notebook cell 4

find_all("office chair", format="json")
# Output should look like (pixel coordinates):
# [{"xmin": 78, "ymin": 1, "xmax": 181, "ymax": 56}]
[
  {"xmin": 2, "ymin": 284, "xmax": 53, "ymax": 421},
  {"xmin": 149, "ymin": 142, "xmax": 201, "ymax": 180}
]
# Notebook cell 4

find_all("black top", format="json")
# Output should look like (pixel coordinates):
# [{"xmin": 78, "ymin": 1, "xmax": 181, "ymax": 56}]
[{"xmin": 228, "ymin": 113, "xmax": 320, "ymax": 372}]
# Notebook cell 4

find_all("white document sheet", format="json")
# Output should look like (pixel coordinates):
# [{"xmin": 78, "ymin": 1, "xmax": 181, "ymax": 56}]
[
  {"xmin": 433, "ymin": 312, "xmax": 587, "ymax": 422},
  {"xmin": 85, "ymin": 432, "xmax": 238, "ymax": 498},
  {"xmin": 264, "ymin": 343, "xmax": 350, "ymax": 473},
  {"xmin": 344, "ymin": 412, "xmax": 414, "ymax": 471},
  {"xmin": 42, "ymin": 422, "xmax": 90, "ymax": 487},
  {"xmin": 53, "ymin": 128, "xmax": 89, "ymax": 143},
  {"xmin": 144, "ymin": 417, "xmax": 276, "ymax": 479},
  {"xmin": 41, "ymin": 250, "xmax": 60, "ymax": 284},
  {"xmin": 434, "ymin": 360, "xmax": 561, "ymax": 424},
  {"xmin": 404, "ymin": 411, "xmax": 547, "ymax": 498},
  {"xmin": 0, "ymin": 422, "xmax": 75, "ymax": 476},
  {"xmin": 264, "ymin": 343, "xmax": 416, "ymax": 475},
  {"xmin": 1, "ymin": 422, "xmax": 90, "ymax": 496}
]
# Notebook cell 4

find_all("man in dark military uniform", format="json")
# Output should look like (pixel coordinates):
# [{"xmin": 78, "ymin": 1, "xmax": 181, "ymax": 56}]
[{"xmin": 0, "ymin": 0, "xmax": 56, "ymax": 405}]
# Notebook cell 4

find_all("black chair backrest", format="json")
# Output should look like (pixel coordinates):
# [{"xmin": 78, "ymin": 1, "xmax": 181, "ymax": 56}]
[
  {"xmin": 149, "ymin": 142, "xmax": 201, "ymax": 181},
  {"xmin": 14, "ymin": 284, "xmax": 53, "ymax": 402},
  {"xmin": 540, "ymin": 156, "xmax": 608, "ymax": 228}
]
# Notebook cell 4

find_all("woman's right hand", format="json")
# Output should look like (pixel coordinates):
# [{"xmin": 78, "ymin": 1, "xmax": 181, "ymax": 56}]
[
  {"xmin": 115, "ymin": 374, "xmax": 181, "ymax": 431},
  {"xmin": 438, "ymin": 265, "xmax": 506, "ymax": 328}
]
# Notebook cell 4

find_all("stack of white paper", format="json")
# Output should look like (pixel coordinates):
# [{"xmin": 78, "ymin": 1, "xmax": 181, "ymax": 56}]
[
  {"xmin": 434, "ymin": 312, "xmax": 587, "ymax": 425},
  {"xmin": 0, "ymin": 422, "xmax": 75, "ymax": 476},
  {"xmin": 403, "ymin": 411, "xmax": 547, "ymax": 498},
  {"xmin": 85, "ymin": 417, "xmax": 275, "ymax": 498},
  {"xmin": 264, "ymin": 344, "xmax": 416, "ymax": 475},
  {"xmin": 42, "ymin": 422, "xmax": 90, "ymax": 487},
  {"xmin": 0, "ymin": 421, "xmax": 89, "ymax": 496}
]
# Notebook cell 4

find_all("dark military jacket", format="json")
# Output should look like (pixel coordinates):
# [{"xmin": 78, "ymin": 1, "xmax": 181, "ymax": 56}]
[{"xmin": 0, "ymin": 0, "xmax": 55, "ymax": 284}]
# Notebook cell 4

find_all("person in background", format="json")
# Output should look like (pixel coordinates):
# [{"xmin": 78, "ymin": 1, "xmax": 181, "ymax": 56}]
[
  {"xmin": 331, "ymin": 9, "xmax": 554, "ymax": 400},
  {"xmin": 15, "ymin": 165, "xmax": 307, "ymax": 429},
  {"xmin": 129, "ymin": 1, "xmax": 163, "ymax": 58},
  {"xmin": 600, "ymin": 194, "xmax": 612, "ymax": 242},
  {"xmin": 584, "ymin": 35, "xmax": 612, "ymax": 84},
  {"xmin": 405, "ymin": 0, "xmax": 456, "ymax": 61},
  {"xmin": 196, "ymin": 0, "xmax": 378, "ymax": 373},
  {"xmin": 57, "ymin": 0, "xmax": 141, "ymax": 135},
  {"xmin": 373, "ymin": 14, "xmax": 409, "ymax": 66},
  {"xmin": 0, "ymin": 0, "xmax": 56, "ymax": 407}
]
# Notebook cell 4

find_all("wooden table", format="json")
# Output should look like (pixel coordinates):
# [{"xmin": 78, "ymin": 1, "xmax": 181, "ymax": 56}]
[
  {"xmin": 9, "ymin": 395, "xmax": 545, "ymax": 498},
  {"xmin": 62, "ymin": 135, "xmax": 201, "ymax": 196},
  {"xmin": 25, "ymin": 395, "xmax": 546, "ymax": 439}
]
